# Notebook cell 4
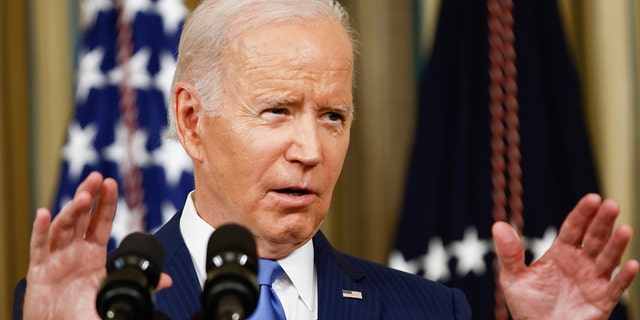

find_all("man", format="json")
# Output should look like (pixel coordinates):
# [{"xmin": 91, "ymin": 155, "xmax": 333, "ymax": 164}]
[{"xmin": 15, "ymin": 0, "xmax": 638, "ymax": 319}]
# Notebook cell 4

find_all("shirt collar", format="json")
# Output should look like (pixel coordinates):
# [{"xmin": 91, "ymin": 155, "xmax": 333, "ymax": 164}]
[
  {"xmin": 278, "ymin": 237, "xmax": 315, "ymax": 310},
  {"xmin": 179, "ymin": 191, "xmax": 214, "ymax": 288}
]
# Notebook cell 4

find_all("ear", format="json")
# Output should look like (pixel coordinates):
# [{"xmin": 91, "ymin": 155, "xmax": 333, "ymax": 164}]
[{"xmin": 174, "ymin": 82, "xmax": 204, "ymax": 162}]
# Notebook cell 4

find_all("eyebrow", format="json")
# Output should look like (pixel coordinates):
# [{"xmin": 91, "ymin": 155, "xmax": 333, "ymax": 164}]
[
  {"xmin": 254, "ymin": 94, "xmax": 299, "ymax": 106},
  {"xmin": 329, "ymin": 104, "xmax": 353, "ymax": 112},
  {"xmin": 253, "ymin": 93, "xmax": 354, "ymax": 116}
]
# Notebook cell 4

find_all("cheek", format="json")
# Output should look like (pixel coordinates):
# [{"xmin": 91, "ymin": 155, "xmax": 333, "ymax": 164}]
[
  {"xmin": 211, "ymin": 127, "xmax": 285, "ymax": 188},
  {"xmin": 208, "ymin": 118, "xmax": 264, "ymax": 161},
  {"xmin": 199, "ymin": 119, "xmax": 259, "ymax": 186},
  {"xmin": 326, "ymin": 135, "xmax": 350, "ymax": 173}
]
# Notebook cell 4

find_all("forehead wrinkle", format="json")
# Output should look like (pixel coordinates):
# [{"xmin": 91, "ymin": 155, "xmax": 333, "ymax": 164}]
[
  {"xmin": 254, "ymin": 91, "xmax": 300, "ymax": 106},
  {"xmin": 237, "ymin": 56, "xmax": 350, "ymax": 84},
  {"xmin": 221, "ymin": 20, "xmax": 354, "ymax": 114},
  {"xmin": 227, "ymin": 25, "xmax": 352, "ymax": 78}
]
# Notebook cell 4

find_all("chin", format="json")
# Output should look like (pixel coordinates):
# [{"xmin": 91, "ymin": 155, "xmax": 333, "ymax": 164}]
[
  {"xmin": 279, "ymin": 214, "xmax": 322, "ymax": 239},
  {"xmin": 255, "ymin": 232, "xmax": 309, "ymax": 259},
  {"xmin": 262, "ymin": 222, "xmax": 316, "ymax": 248},
  {"xmin": 272, "ymin": 224, "xmax": 312, "ymax": 244},
  {"xmin": 256, "ymin": 211, "xmax": 323, "ymax": 246}
]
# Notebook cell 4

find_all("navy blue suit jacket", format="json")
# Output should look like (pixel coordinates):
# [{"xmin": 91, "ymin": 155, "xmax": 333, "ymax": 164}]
[
  {"xmin": 154, "ymin": 211, "xmax": 470, "ymax": 319},
  {"xmin": 13, "ymin": 211, "xmax": 471, "ymax": 319}
]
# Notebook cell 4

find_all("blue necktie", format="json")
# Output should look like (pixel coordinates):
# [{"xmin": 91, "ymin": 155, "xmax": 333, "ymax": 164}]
[{"xmin": 249, "ymin": 259, "xmax": 286, "ymax": 320}]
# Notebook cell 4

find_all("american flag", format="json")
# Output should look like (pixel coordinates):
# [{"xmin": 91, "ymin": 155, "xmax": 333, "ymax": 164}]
[
  {"xmin": 53, "ymin": 0, "xmax": 193, "ymax": 249},
  {"xmin": 341, "ymin": 290, "xmax": 363, "ymax": 300}
]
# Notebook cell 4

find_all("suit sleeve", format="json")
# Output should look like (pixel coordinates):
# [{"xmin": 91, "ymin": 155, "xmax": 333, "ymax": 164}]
[
  {"xmin": 452, "ymin": 287, "xmax": 472, "ymax": 320},
  {"xmin": 13, "ymin": 278, "xmax": 26, "ymax": 320}
]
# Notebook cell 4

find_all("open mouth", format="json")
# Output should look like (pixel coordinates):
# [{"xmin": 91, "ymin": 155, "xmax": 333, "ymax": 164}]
[{"xmin": 277, "ymin": 188, "xmax": 311, "ymax": 196}]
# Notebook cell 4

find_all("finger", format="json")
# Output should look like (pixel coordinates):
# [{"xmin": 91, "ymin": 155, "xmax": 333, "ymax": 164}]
[
  {"xmin": 608, "ymin": 259, "xmax": 639, "ymax": 301},
  {"xmin": 492, "ymin": 222, "xmax": 526, "ymax": 276},
  {"xmin": 556, "ymin": 193, "xmax": 601, "ymax": 246},
  {"xmin": 595, "ymin": 224, "xmax": 633, "ymax": 277},
  {"xmin": 48, "ymin": 172, "xmax": 105, "ymax": 249},
  {"xmin": 85, "ymin": 177, "xmax": 118, "ymax": 246},
  {"xmin": 72, "ymin": 171, "xmax": 105, "ymax": 198},
  {"xmin": 582, "ymin": 199, "xmax": 619, "ymax": 258},
  {"xmin": 49, "ymin": 191, "xmax": 94, "ymax": 252},
  {"xmin": 29, "ymin": 208, "xmax": 53, "ymax": 266},
  {"xmin": 155, "ymin": 273, "xmax": 173, "ymax": 292},
  {"xmin": 72, "ymin": 172, "xmax": 105, "ymax": 239}
]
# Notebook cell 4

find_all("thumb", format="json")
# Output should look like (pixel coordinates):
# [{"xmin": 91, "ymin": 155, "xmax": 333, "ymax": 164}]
[
  {"xmin": 492, "ymin": 222, "xmax": 526, "ymax": 276},
  {"xmin": 156, "ymin": 273, "xmax": 173, "ymax": 292}
]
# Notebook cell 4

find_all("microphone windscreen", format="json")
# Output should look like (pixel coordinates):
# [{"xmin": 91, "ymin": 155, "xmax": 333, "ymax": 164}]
[
  {"xmin": 97, "ymin": 232, "xmax": 164, "ymax": 320},
  {"xmin": 206, "ymin": 224, "xmax": 257, "ymax": 269},
  {"xmin": 115, "ymin": 232, "xmax": 164, "ymax": 270},
  {"xmin": 202, "ymin": 224, "xmax": 259, "ymax": 318}
]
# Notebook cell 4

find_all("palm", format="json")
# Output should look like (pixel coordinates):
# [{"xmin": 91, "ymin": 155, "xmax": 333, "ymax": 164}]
[
  {"xmin": 503, "ymin": 240, "xmax": 615, "ymax": 318},
  {"xmin": 493, "ymin": 194, "xmax": 638, "ymax": 320},
  {"xmin": 25, "ymin": 236, "xmax": 107, "ymax": 319}
]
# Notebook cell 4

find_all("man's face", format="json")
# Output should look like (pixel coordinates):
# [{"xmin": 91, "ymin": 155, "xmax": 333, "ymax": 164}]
[{"xmin": 187, "ymin": 19, "xmax": 354, "ymax": 259}]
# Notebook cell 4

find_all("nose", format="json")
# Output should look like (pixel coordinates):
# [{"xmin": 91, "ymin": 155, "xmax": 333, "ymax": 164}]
[{"xmin": 285, "ymin": 117, "xmax": 323, "ymax": 167}]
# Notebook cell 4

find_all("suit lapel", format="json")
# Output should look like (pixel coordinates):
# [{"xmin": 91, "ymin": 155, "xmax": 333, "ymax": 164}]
[
  {"xmin": 314, "ymin": 232, "xmax": 381, "ymax": 320},
  {"xmin": 154, "ymin": 211, "xmax": 202, "ymax": 320}
]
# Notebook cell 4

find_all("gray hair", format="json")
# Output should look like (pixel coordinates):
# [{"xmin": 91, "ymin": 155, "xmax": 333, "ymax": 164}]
[{"xmin": 163, "ymin": 0, "xmax": 357, "ymax": 139}]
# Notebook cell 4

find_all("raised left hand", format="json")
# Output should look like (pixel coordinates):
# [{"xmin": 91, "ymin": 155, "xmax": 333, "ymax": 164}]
[{"xmin": 493, "ymin": 193, "xmax": 639, "ymax": 320}]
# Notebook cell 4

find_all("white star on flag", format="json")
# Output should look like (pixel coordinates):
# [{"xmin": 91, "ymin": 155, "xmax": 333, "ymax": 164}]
[
  {"xmin": 111, "ymin": 198, "xmax": 146, "ymax": 245},
  {"xmin": 155, "ymin": 0, "xmax": 190, "ymax": 34},
  {"xmin": 153, "ymin": 138, "xmax": 193, "ymax": 186},
  {"xmin": 388, "ymin": 251, "xmax": 421, "ymax": 275},
  {"xmin": 119, "ymin": 0, "xmax": 153, "ymax": 23},
  {"xmin": 527, "ymin": 226, "xmax": 557, "ymax": 262},
  {"xmin": 103, "ymin": 120, "xmax": 152, "ymax": 169},
  {"xmin": 423, "ymin": 236, "xmax": 450, "ymax": 281},
  {"xmin": 108, "ymin": 48, "xmax": 153, "ymax": 89},
  {"xmin": 449, "ymin": 227, "xmax": 491, "ymax": 276},
  {"xmin": 76, "ymin": 48, "xmax": 108, "ymax": 104},
  {"xmin": 81, "ymin": 0, "xmax": 113, "ymax": 28},
  {"xmin": 154, "ymin": 51, "xmax": 178, "ymax": 106},
  {"xmin": 62, "ymin": 121, "xmax": 99, "ymax": 180}
]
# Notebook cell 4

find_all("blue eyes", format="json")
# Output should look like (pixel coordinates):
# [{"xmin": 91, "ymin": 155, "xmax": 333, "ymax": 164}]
[
  {"xmin": 326, "ymin": 112, "xmax": 343, "ymax": 122},
  {"xmin": 269, "ymin": 108, "xmax": 286, "ymax": 115}
]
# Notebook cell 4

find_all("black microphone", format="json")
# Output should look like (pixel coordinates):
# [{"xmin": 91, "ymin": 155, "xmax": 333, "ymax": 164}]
[
  {"xmin": 201, "ymin": 224, "xmax": 259, "ymax": 320},
  {"xmin": 96, "ymin": 232, "xmax": 164, "ymax": 320}
]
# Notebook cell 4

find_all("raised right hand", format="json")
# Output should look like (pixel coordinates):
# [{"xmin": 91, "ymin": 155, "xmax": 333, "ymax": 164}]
[{"xmin": 23, "ymin": 171, "xmax": 117, "ymax": 319}]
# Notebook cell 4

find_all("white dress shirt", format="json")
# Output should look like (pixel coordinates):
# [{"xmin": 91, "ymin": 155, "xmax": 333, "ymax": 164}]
[{"xmin": 179, "ymin": 191, "xmax": 318, "ymax": 319}]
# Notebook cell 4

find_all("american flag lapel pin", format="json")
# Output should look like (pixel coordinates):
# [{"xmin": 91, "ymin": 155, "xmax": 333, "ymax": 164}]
[{"xmin": 342, "ymin": 289, "xmax": 363, "ymax": 300}]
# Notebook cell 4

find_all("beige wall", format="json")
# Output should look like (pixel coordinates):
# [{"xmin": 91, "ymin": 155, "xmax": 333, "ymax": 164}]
[
  {"xmin": 0, "ymin": 1, "xmax": 75, "ymax": 318},
  {"xmin": 0, "ymin": 1, "xmax": 31, "ymax": 319},
  {"xmin": 31, "ymin": 0, "xmax": 74, "ymax": 210}
]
